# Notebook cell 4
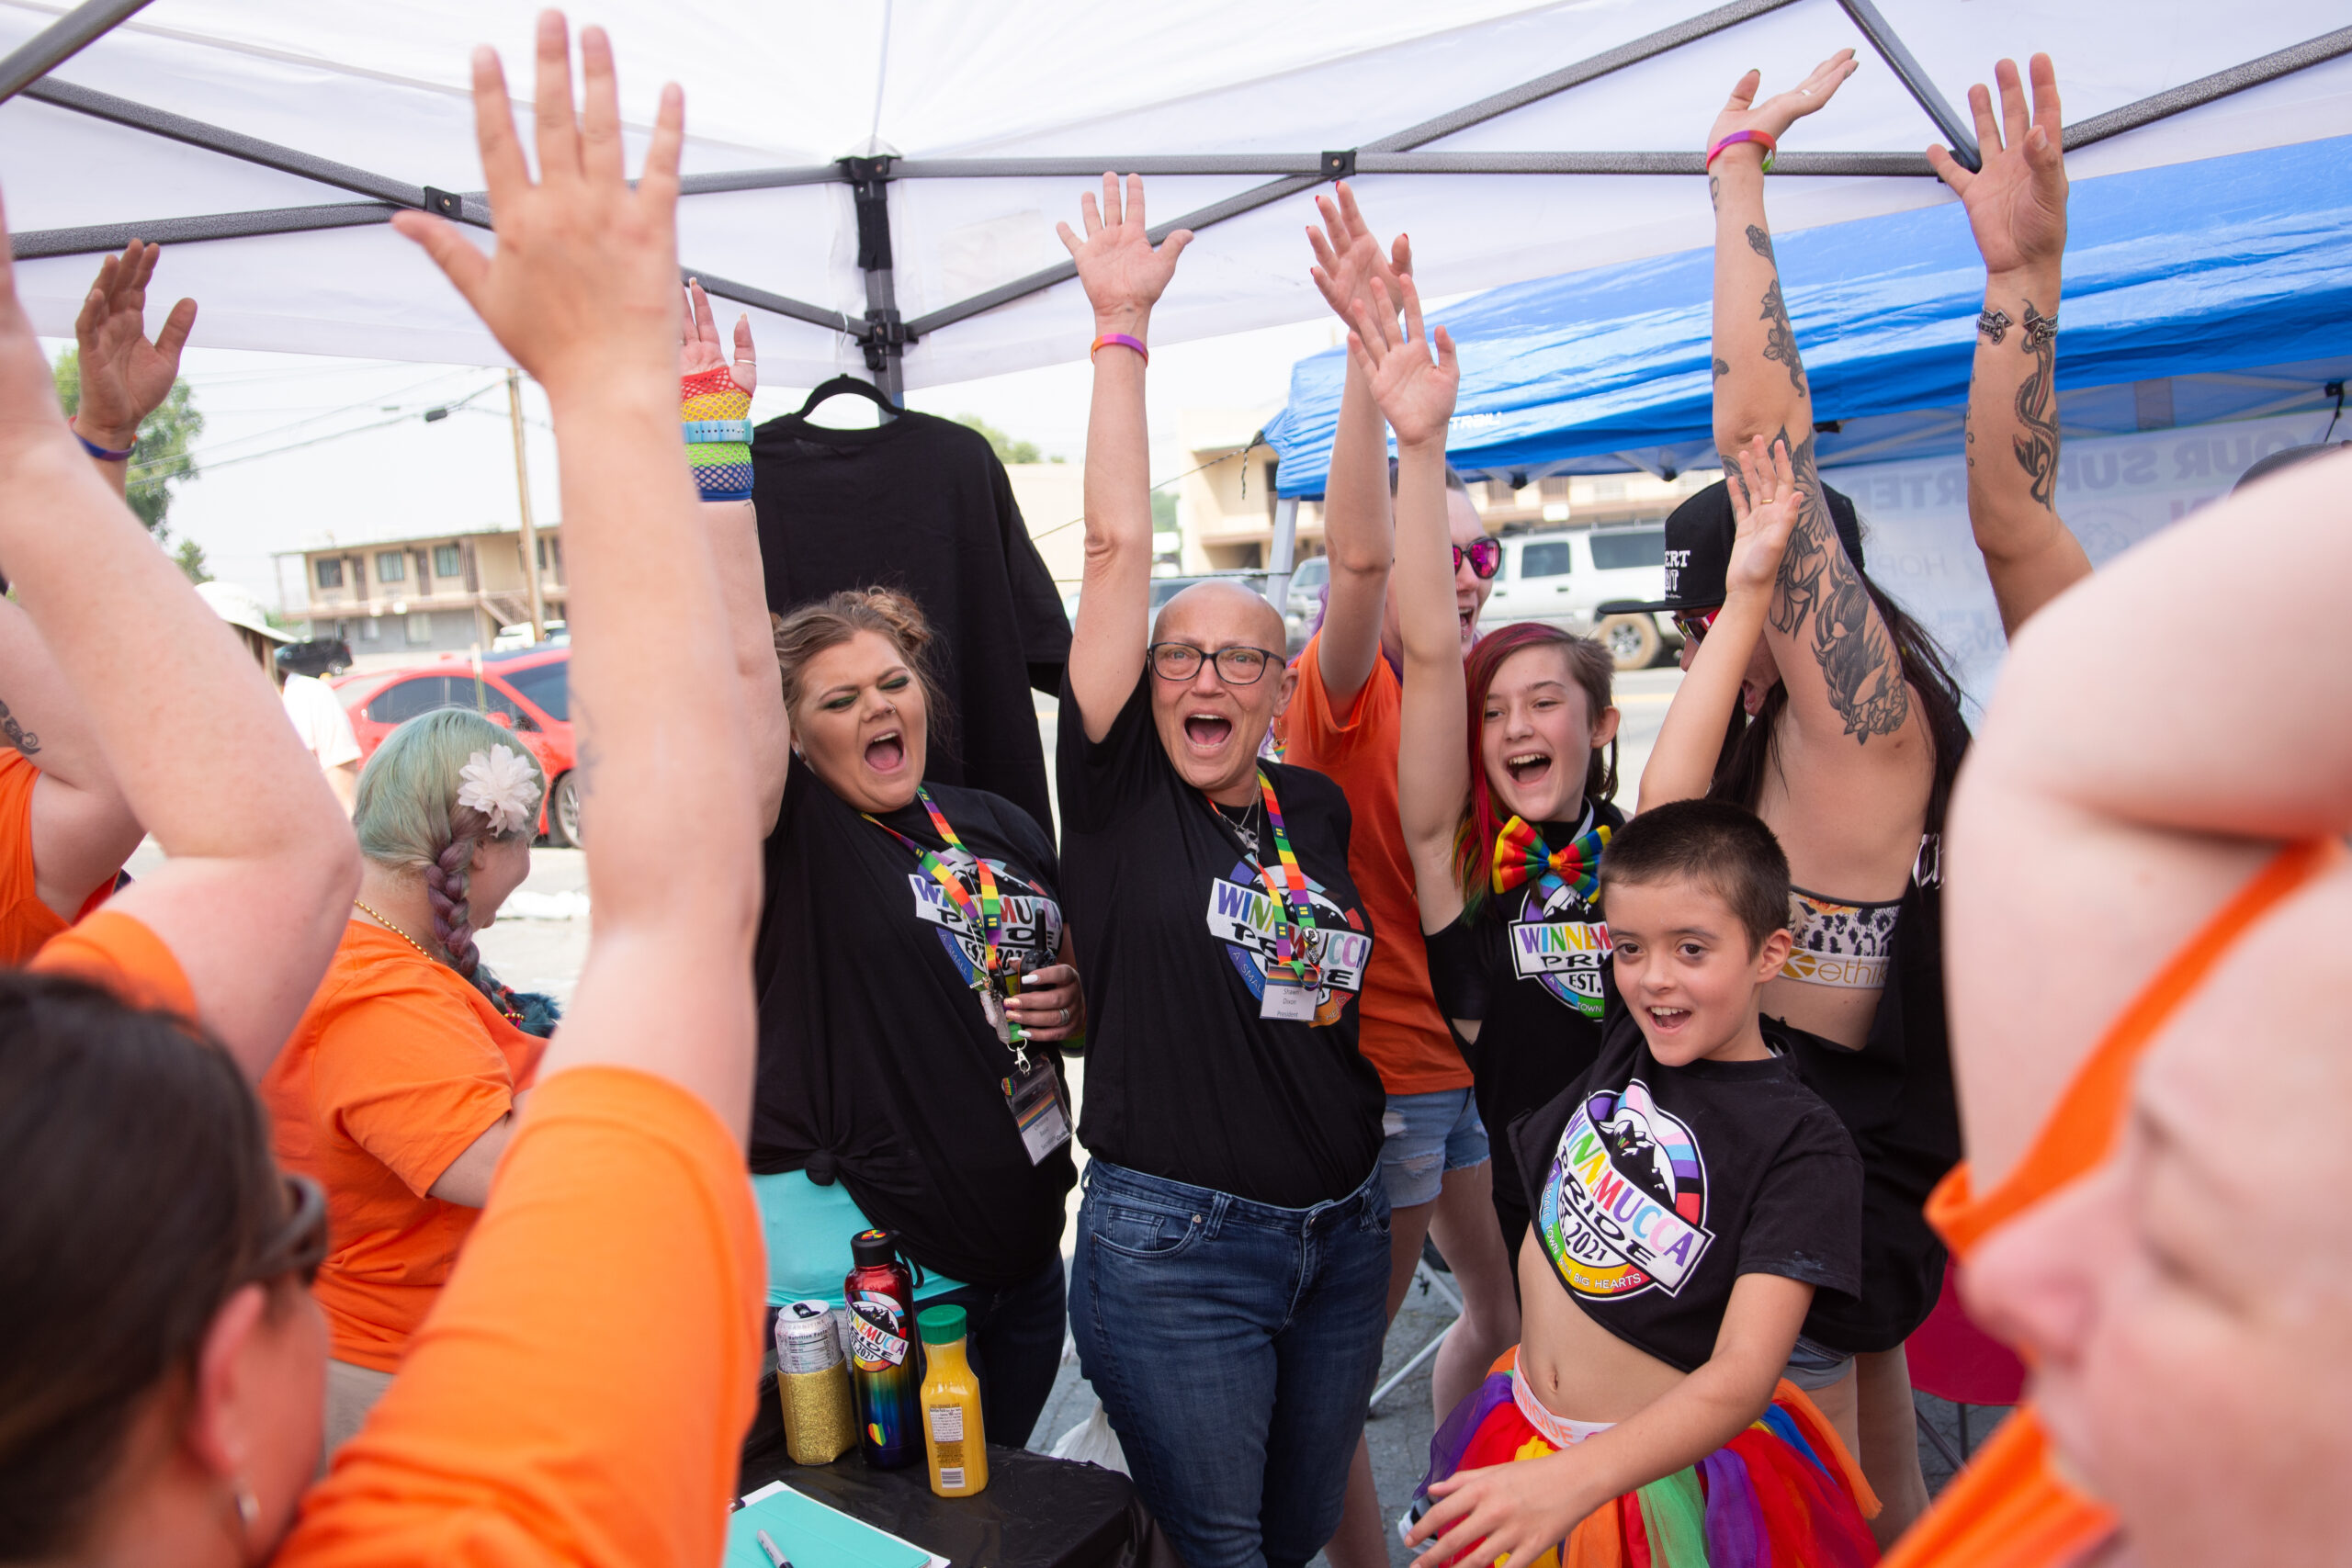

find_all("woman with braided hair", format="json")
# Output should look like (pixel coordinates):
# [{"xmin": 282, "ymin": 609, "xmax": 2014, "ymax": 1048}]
[{"xmin": 258, "ymin": 705, "xmax": 556, "ymax": 1453}]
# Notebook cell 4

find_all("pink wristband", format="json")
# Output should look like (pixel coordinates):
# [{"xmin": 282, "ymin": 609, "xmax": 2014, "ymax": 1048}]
[
  {"xmin": 1091, "ymin": 333, "xmax": 1148, "ymax": 366},
  {"xmin": 1705, "ymin": 129, "xmax": 1777, "ymax": 173}
]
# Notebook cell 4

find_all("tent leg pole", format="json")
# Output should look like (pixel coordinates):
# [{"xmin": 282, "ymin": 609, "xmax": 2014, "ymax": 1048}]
[
  {"xmin": 848, "ymin": 156, "xmax": 907, "ymax": 412},
  {"xmin": 1265, "ymin": 495, "xmax": 1299, "ymax": 621}
]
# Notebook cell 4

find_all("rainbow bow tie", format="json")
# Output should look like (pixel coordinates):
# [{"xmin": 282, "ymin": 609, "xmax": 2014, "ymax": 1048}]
[{"xmin": 1492, "ymin": 817, "xmax": 1611, "ymax": 900}]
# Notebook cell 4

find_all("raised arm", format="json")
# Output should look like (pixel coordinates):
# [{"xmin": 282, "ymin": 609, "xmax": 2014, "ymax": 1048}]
[
  {"xmin": 67, "ymin": 240, "xmax": 196, "ymax": 502},
  {"xmin": 393, "ymin": 23, "xmax": 759, "ymax": 1135},
  {"xmin": 1306, "ymin": 182, "xmax": 1413, "ymax": 707},
  {"xmin": 1349, "ymin": 276, "xmax": 1469, "ymax": 934},
  {"xmin": 1949, "ymin": 447, "xmax": 2352, "ymax": 1185},
  {"xmin": 0, "ymin": 220, "xmax": 354, "ymax": 1073},
  {"xmin": 1710, "ymin": 57, "xmax": 1925, "ymax": 775},
  {"xmin": 1638, "ymin": 439, "xmax": 1797, "ymax": 813},
  {"xmin": 679, "ymin": 278, "xmax": 788, "ymax": 832},
  {"xmin": 1060, "ymin": 175, "xmax": 1191, "ymax": 741},
  {"xmin": 1929, "ymin": 54, "xmax": 2090, "ymax": 636},
  {"xmin": 0, "ymin": 599, "xmax": 143, "ymax": 917}
]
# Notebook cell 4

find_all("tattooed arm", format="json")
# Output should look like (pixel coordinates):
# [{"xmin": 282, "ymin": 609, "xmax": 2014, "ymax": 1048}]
[
  {"xmin": 1709, "ymin": 55, "xmax": 1917, "ymax": 749},
  {"xmin": 0, "ymin": 599, "xmax": 142, "ymax": 919},
  {"xmin": 1932, "ymin": 54, "xmax": 2091, "ymax": 637}
]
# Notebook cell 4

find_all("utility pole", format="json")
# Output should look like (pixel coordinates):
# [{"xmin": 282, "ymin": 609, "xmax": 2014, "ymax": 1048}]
[{"xmin": 505, "ymin": 367, "xmax": 546, "ymax": 642}]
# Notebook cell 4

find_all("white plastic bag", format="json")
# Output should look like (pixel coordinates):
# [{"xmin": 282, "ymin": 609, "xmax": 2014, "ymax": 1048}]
[{"xmin": 1048, "ymin": 1394, "xmax": 1130, "ymax": 1475}]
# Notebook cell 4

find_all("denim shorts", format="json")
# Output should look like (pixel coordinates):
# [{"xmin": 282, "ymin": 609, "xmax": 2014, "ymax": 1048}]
[
  {"xmin": 1377, "ymin": 1087, "xmax": 1491, "ymax": 1209},
  {"xmin": 1782, "ymin": 1331, "xmax": 1856, "ymax": 1392}
]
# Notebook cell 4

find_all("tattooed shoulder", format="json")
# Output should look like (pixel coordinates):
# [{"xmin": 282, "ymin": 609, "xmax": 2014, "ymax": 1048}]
[
  {"xmin": 1765, "ymin": 432, "xmax": 1909, "ymax": 742},
  {"xmin": 0, "ymin": 697, "xmax": 40, "ymax": 758}
]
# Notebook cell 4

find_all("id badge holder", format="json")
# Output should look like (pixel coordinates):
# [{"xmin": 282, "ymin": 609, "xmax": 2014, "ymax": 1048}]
[
  {"xmin": 1004, "ymin": 1055, "xmax": 1071, "ymax": 1165},
  {"xmin": 1260, "ymin": 966, "xmax": 1317, "ymax": 1021}
]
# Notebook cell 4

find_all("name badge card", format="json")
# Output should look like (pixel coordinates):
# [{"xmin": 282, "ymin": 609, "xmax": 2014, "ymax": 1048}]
[
  {"xmin": 1260, "ymin": 968, "xmax": 1317, "ymax": 1021},
  {"xmin": 1004, "ymin": 1056, "xmax": 1071, "ymax": 1165}
]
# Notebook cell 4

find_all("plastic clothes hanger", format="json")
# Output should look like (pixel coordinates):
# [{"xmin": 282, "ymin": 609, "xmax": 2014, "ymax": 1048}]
[{"xmin": 793, "ymin": 374, "xmax": 901, "ymax": 426}]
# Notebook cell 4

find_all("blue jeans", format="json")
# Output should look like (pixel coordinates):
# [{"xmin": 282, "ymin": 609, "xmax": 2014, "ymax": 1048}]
[
  {"xmin": 924, "ymin": 1252, "xmax": 1069, "ymax": 1448},
  {"xmin": 1069, "ymin": 1158, "xmax": 1390, "ymax": 1568}
]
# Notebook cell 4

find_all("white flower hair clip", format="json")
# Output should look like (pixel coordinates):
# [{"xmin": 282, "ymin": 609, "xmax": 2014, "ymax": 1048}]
[{"xmin": 457, "ymin": 744, "xmax": 543, "ymax": 837}]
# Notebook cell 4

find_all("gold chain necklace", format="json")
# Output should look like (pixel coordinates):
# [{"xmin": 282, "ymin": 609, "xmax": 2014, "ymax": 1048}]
[{"xmin": 353, "ymin": 900, "xmax": 439, "ymax": 963}]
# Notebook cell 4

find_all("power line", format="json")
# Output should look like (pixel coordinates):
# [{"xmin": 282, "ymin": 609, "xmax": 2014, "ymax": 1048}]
[{"xmin": 124, "ymin": 382, "xmax": 503, "ymax": 489}]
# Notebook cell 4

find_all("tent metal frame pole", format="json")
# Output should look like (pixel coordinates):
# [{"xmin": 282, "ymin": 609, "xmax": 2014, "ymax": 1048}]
[
  {"xmin": 905, "ymin": 0, "xmax": 1805, "ymax": 338},
  {"xmin": 845, "ymin": 155, "xmax": 908, "ymax": 402},
  {"xmin": 1833, "ymin": 0, "xmax": 1979, "ymax": 171},
  {"xmin": 0, "ymin": 0, "xmax": 153, "ymax": 104},
  {"xmin": 1264, "ymin": 494, "xmax": 1299, "ymax": 619},
  {"xmin": 2064, "ymin": 24, "xmax": 2352, "ymax": 149},
  {"xmin": 14, "ymin": 10, "xmax": 2352, "ymax": 357}
]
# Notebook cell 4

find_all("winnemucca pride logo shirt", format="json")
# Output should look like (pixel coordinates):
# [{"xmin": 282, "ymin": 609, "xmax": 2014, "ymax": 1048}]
[{"xmin": 1536, "ymin": 1077, "xmax": 1713, "ymax": 1300}]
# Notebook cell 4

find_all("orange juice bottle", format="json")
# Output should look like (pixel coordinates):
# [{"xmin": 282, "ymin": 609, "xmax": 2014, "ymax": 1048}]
[{"xmin": 917, "ymin": 1305, "xmax": 989, "ymax": 1497}]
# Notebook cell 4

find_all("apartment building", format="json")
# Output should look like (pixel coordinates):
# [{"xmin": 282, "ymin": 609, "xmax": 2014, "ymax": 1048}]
[{"xmin": 277, "ymin": 522, "xmax": 565, "ymax": 662}]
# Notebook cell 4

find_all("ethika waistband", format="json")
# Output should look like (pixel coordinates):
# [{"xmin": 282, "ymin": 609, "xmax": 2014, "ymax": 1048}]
[
  {"xmin": 1510, "ymin": 1364, "xmax": 1614, "ymax": 1450},
  {"xmin": 1779, "ymin": 886, "xmax": 1901, "ymax": 989}
]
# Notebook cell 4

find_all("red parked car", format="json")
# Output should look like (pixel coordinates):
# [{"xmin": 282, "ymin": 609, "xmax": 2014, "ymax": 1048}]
[{"xmin": 334, "ymin": 647, "xmax": 582, "ymax": 845}]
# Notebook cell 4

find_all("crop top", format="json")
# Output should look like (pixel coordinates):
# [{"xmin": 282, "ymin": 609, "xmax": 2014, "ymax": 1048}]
[
  {"xmin": 1781, "ymin": 885, "xmax": 1901, "ymax": 989},
  {"xmin": 1508, "ymin": 1005, "xmax": 1862, "ymax": 1373},
  {"xmin": 1883, "ymin": 838, "xmax": 2341, "ymax": 1568}
]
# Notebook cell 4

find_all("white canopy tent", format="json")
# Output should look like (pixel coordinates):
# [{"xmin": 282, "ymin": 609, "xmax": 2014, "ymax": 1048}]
[{"xmin": 6, "ymin": 0, "xmax": 2351, "ymax": 400}]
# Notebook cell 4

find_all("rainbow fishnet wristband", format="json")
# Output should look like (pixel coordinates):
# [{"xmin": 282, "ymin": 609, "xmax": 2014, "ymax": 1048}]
[{"xmin": 681, "ymin": 367, "xmax": 753, "ymax": 501}]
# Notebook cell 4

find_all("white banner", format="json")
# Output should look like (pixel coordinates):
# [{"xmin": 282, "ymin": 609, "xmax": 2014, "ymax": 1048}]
[{"xmin": 1826, "ymin": 412, "xmax": 2340, "ymax": 715}]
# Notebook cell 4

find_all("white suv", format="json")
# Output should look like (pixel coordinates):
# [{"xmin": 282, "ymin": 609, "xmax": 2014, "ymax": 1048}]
[{"xmin": 1478, "ymin": 524, "xmax": 1680, "ymax": 670}]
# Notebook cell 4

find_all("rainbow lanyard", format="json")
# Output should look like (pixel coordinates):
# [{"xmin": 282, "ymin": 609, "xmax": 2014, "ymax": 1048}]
[
  {"xmin": 865, "ymin": 786, "xmax": 1006, "ymax": 983},
  {"xmin": 1209, "ymin": 771, "xmax": 1319, "ymax": 978}
]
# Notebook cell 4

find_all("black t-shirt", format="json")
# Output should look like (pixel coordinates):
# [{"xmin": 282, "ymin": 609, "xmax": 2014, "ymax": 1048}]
[
  {"xmin": 1777, "ymin": 843, "xmax": 1962, "ymax": 1352},
  {"xmin": 1510, "ymin": 1008, "xmax": 1862, "ymax": 1373},
  {"xmin": 1423, "ymin": 801, "xmax": 1626, "ymax": 1238},
  {"xmin": 1056, "ymin": 671, "xmax": 1385, "ymax": 1208},
  {"xmin": 752, "ymin": 410, "xmax": 1070, "ymax": 837},
  {"xmin": 749, "ymin": 768, "xmax": 1076, "ymax": 1287}
]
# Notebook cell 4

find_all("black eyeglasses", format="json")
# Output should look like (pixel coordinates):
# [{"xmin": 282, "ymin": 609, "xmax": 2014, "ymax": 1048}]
[
  {"xmin": 1454, "ymin": 537, "xmax": 1504, "ymax": 580},
  {"xmin": 247, "ymin": 1173, "xmax": 330, "ymax": 1288},
  {"xmin": 1148, "ymin": 642, "xmax": 1283, "ymax": 685}
]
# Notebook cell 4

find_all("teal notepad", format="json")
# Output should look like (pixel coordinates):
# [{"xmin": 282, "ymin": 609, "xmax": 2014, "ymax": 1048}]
[{"xmin": 724, "ymin": 1481, "xmax": 941, "ymax": 1568}]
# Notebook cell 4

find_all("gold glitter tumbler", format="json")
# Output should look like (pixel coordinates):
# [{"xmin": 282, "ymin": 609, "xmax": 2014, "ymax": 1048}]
[{"xmin": 775, "ymin": 1300, "xmax": 857, "ymax": 1465}]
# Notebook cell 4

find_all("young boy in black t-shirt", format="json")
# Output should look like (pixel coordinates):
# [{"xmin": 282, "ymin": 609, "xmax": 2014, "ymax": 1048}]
[{"xmin": 1404, "ymin": 801, "xmax": 1879, "ymax": 1568}]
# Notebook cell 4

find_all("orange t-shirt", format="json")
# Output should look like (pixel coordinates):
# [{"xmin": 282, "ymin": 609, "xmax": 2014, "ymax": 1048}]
[
  {"xmin": 1283, "ymin": 633, "xmax": 1469, "ymax": 1096},
  {"xmin": 283, "ymin": 1065, "xmax": 764, "ymax": 1568},
  {"xmin": 0, "ymin": 750, "xmax": 116, "ymax": 965},
  {"xmin": 28, "ymin": 907, "xmax": 196, "ymax": 1016},
  {"xmin": 263, "ymin": 921, "xmax": 548, "ymax": 1371}
]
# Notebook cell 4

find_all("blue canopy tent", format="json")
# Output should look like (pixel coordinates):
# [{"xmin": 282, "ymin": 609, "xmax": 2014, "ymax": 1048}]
[{"xmin": 1264, "ymin": 132, "xmax": 2352, "ymax": 493}]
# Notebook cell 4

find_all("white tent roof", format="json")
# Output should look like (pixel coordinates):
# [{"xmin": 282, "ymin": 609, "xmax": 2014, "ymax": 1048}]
[{"xmin": 7, "ymin": 0, "xmax": 2351, "ymax": 389}]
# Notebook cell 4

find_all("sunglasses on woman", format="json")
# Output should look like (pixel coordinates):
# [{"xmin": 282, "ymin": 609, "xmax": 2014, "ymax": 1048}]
[
  {"xmin": 1672, "ymin": 605, "xmax": 1723, "ymax": 645},
  {"xmin": 248, "ymin": 1173, "xmax": 330, "ymax": 1287},
  {"xmin": 1453, "ymin": 537, "xmax": 1503, "ymax": 580}
]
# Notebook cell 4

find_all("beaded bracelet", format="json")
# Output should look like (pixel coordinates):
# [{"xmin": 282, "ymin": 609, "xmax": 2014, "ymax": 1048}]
[
  {"xmin": 1091, "ymin": 333, "xmax": 1148, "ymax": 366},
  {"xmin": 681, "ymin": 367, "xmax": 753, "ymax": 502},
  {"xmin": 1705, "ymin": 129, "xmax": 1777, "ymax": 174}
]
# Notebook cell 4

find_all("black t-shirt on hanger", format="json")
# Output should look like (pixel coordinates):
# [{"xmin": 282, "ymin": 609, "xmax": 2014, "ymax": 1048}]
[
  {"xmin": 750, "ymin": 766, "xmax": 1076, "ymax": 1287},
  {"xmin": 1422, "ymin": 800, "xmax": 1626, "ymax": 1247},
  {"xmin": 1509, "ymin": 1008, "xmax": 1862, "ymax": 1373},
  {"xmin": 752, "ymin": 409, "xmax": 1070, "ymax": 838},
  {"xmin": 1056, "ymin": 671, "xmax": 1385, "ymax": 1209}
]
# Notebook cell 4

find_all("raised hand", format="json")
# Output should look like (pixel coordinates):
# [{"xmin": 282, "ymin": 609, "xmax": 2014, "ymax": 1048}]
[
  {"xmin": 678, "ymin": 277, "xmax": 755, "ymax": 394},
  {"xmin": 1306, "ymin": 181, "xmax": 1411, "ymax": 330},
  {"xmin": 1725, "ymin": 434, "xmax": 1800, "ymax": 598},
  {"xmin": 70, "ymin": 241, "xmax": 196, "ymax": 451},
  {"xmin": 1929, "ymin": 54, "xmax": 2066, "ymax": 277},
  {"xmin": 1346, "ymin": 275, "xmax": 1456, "ymax": 451},
  {"xmin": 1709, "ymin": 49, "xmax": 1858, "ymax": 150},
  {"xmin": 1057, "ymin": 173, "xmax": 1193, "ymax": 335},
  {"xmin": 391, "ymin": 16, "xmax": 682, "ymax": 400}
]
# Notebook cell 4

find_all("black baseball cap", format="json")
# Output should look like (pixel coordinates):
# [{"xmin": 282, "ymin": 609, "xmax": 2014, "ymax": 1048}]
[{"xmin": 1615, "ymin": 479, "xmax": 1865, "ymax": 615}]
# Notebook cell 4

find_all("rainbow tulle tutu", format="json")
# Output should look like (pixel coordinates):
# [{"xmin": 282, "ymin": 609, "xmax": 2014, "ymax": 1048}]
[{"xmin": 1411, "ymin": 1351, "xmax": 1881, "ymax": 1568}]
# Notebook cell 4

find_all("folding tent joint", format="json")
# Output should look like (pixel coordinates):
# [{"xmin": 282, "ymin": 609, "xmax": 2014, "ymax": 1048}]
[
  {"xmin": 843, "ymin": 155, "xmax": 896, "ymax": 273},
  {"xmin": 861, "ymin": 308, "xmax": 914, "ymax": 374},
  {"xmin": 1322, "ymin": 149, "xmax": 1357, "ymax": 181},
  {"xmin": 421, "ymin": 187, "xmax": 465, "ymax": 220}
]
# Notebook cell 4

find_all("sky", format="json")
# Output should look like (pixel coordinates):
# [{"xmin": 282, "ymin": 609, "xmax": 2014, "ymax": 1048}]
[{"xmin": 44, "ymin": 310, "xmax": 1347, "ymax": 618}]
